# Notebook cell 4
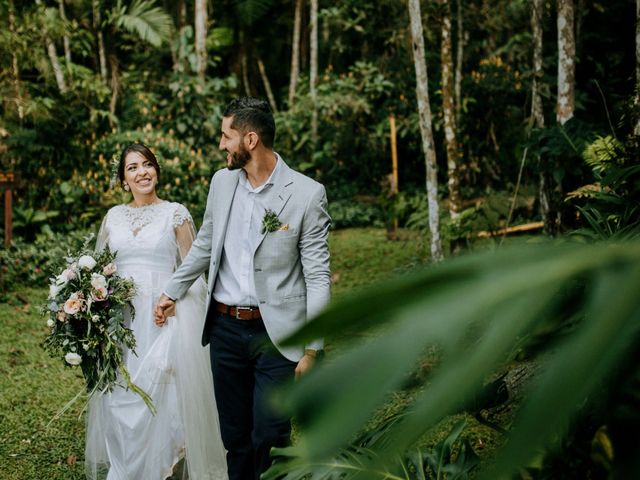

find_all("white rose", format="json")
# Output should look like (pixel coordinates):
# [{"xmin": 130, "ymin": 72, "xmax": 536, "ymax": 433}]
[
  {"xmin": 61, "ymin": 267, "xmax": 77, "ymax": 281},
  {"xmin": 90, "ymin": 273, "xmax": 107, "ymax": 290},
  {"xmin": 54, "ymin": 275, "xmax": 68, "ymax": 287},
  {"xmin": 49, "ymin": 283, "xmax": 62, "ymax": 299},
  {"xmin": 46, "ymin": 318, "xmax": 55, "ymax": 327},
  {"xmin": 78, "ymin": 255, "xmax": 97, "ymax": 270},
  {"xmin": 64, "ymin": 352, "xmax": 82, "ymax": 366}
]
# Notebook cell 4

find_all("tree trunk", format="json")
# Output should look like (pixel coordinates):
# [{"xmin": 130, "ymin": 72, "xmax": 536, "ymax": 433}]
[
  {"xmin": 58, "ymin": 0, "xmax": 72, "ymax": 64},
  {"xmin": 257, "ymin": 57, "xmax": 278, "ymax": 112},
  {"xmin": 440, "ymin": 0, "xmax": 462, "ymax": 220},
  {"xmin": 557, "ymin": 0, "xmax": 575, "ymax": 124},
  {"xmin": 93, "ymin": 0, "xmax": 108, "ymax": 81},
  {"xmin": 195, "ymin": 0, "xmax": 207, "ymax": 84},
  {"xmin": 408, "ymin": 0, "xmax": 443, "ymax": 262},
  {"xmin": 8, "ymin": 0, "xmax": 23, "ymax": 119},
  {"xmin": 288, "ymin": 0, "xmax": 303, "ymax": 107},
  {"xmin": 531, "ymin": 0, "xmax": 545, "ymax": 129},
  {"xmin": 310, "ymin": 0, "xmax": 319, "ymax": 143},
  {"xmin": 241, "ymin": 46, "xmax": 252, "ymax": 96},
  {"xmin": 454, "ymin": 0, "xmax": 463, "ymax": 121},
  {"xmin": 46, "ymin": 37, "xmax": 68, "ymax": 93},
  {"xmin": 532, "ymin": 0, "xmax": 555, "ymax": 235},
  {"xmin": 635, "ymin": 0, "xmax": 640, "ymax": 136},
  {"xmin": 108, "ymin": 53, "xmax": 119, "ymax": 128}
]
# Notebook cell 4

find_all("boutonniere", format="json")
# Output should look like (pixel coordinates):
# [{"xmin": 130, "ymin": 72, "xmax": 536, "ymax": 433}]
[{"xmin": 262, "ymin": 209, "xmax": 289, "ymax": 233}]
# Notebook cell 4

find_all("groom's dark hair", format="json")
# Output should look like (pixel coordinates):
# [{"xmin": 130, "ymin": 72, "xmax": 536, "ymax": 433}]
[{"xmin": 223, "ymin": 97, "xmax": 275, "ymax": 149}]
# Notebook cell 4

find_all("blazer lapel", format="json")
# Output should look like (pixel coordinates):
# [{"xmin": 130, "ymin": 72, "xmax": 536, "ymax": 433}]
[{"xmin": 253, "ymin": 159, "xmax": 294, "ymax": 253}]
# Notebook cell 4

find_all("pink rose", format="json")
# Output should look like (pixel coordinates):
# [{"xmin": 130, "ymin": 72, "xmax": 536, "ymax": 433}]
[
  {"xmin": 91, "ymin": 286, "xmax": 109, "ymax": 301},
  {"xmin": 102, "ymin": 263, "xmax": 117, "ymax": 276},
  {"xmin": 63, "ymin": 292, "xmax": 84, "ymax": 315}
]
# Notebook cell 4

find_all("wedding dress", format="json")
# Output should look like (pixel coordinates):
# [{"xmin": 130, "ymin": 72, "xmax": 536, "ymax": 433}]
[{"xmin": 85, "ymin": 201, "xmax": 227, "ymax": 480}]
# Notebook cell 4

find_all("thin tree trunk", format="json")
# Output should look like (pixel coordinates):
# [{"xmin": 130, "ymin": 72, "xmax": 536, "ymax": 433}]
[
  {"xmin": 172, "ymin": 0, "xmax": 188, "ymax": 72},
  {"xmin": 241, "ymin": 47, "xmax": 251, "ymax": 96},
  {"xmin": 635, "ymin": 0, "xmax": 640, "ymax": 135},
  {"xmin": 108, "ymin": 53, "xmax": 119, "ymax": 127},
  {"xmin": 557, "ymin": 0, "xmax": 575, "ymax": 124},
  {"xmin": 195, "ymin": 0, "xmax": 207, "ymax": 84},
  {"xmin": 93, "ymin": 0, "xmax": 108, "ymax": 81},
  {"xmin": 46, "ymin": 37, "xmax": 68, "ymax": 93},
  {"xmin": 288, "ymin": 0, "xmax": 303, "ymax": 107},
  {"xmin": 531, "ymin": 0, "xmax": 545, "ymax": 130},
  {"xmin": 454, "ymin": 0, "xmax": 463, "ymax": 121},
  {"xmin": 8, "ymin": 0, "xmax": 23, "ymax": 119},
  {"xmin": 532, "ymin": 0, "xmax": 554, "ymax": 235},
  {"xmin": 408, "ymin": 0, "xmax": 443, "ymax": 262},
  {"xmin": 58, "ymin": 0, "xmax": 72, "ymax": 64},
  {"xmin": 310, "ymin": 0, "xmax": 319, "ymax": 143},
  {"xmin": 440, "ymin": 0, "xmax": 462, "ymax": 219},
  {"xmin": 257, "ymin": 57, "xmax": 278, "ymax": 112}
]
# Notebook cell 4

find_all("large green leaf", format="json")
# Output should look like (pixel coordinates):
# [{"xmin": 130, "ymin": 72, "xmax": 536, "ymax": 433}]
[{"xmin": 275, "ymin": 241, "xmax": 640, "ymax": 477}]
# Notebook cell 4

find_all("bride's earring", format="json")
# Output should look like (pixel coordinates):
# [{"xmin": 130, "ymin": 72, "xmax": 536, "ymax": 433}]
[{"xmin": 123, "ymin": 183, "xmax": 130, "ymax": 192}]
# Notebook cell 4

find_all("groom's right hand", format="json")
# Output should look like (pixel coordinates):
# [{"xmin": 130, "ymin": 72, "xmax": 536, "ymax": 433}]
[{"xmin": 155, "ymin": 294, "xmax": 176, "ymax": 327}]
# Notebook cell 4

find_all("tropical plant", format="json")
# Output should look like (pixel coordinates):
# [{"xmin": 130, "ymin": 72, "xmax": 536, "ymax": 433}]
[
  {"xmin": 568, "ymin": 135, "xmax": 640, "ymax": 240},
  {"xmin": 265, "ymin": 418, "xmax": 479, "ymax": 480},
  {"xmin": 266, "ymin": 239, "xmax": 640, "ymax": 478}
]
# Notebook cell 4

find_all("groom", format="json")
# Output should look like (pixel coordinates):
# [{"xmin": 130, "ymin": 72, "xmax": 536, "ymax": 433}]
[{"xmin": 155, "ymin": 97, "xmax": 331, "ymax": 480}]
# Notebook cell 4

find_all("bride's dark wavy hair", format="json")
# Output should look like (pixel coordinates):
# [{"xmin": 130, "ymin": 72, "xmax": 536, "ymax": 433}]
[{"xmin": 118, "ymin": 143, "xmax": 161, "ymax": 187}]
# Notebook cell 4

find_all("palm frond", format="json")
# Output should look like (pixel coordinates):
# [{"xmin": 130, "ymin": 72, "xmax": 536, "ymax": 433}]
[{"xmin": 116, "ymin": 0, "xmax": 172, "ymax": 47}]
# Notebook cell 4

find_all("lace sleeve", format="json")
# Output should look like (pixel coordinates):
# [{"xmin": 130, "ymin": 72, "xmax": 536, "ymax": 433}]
[
  {"xmin": 95, "ymin": 212, "xmax": 109, "ymax": 252},
  {"xmin": 173, "ymin": 204, "xmax": 196, "ymax": 262}
]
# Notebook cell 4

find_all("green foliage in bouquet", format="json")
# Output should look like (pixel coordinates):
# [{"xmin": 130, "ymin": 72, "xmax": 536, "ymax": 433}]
[{"xmin": 42, "ymin": 237, "xmax": 153, "ymax": 412}]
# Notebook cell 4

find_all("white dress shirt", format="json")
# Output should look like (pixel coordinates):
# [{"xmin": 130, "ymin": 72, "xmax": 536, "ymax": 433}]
[{"xmin": 213, "ymin": 156, "xmax": 281, "ymax": 307}]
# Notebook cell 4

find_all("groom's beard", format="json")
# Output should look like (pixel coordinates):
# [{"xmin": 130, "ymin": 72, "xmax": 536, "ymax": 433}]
[{"xmin": 227, "ymin": 147, "xmax": 251, "ymax": 170}]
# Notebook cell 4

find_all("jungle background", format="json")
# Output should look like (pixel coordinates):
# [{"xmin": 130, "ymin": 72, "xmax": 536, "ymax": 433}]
[{"xmin": 1, "ymin": 0, "xmax": 639, "ymax": 479}]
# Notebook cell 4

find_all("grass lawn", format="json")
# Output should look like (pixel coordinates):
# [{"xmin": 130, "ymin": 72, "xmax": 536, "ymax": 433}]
[{"xmin": 0, "ymin": 228, "xmax": 493, "ymax": 479}]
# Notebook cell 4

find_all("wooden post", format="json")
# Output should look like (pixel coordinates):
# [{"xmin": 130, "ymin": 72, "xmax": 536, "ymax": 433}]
[
  {"xmin": 1, "ymin": 172, "xmax": 14, "ymax": 247},
  {"xmin": 390, "ymin": 115, "xmax": 399, "ymax": 194},
  {"xmin": 389, "ymin": 116, "xmax": 399, "ymax": 235}
]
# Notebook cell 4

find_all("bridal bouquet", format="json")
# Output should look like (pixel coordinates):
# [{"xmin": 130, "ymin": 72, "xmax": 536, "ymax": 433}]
[{"xmin": 43, "ymin": 240, "xmax": 153, "ymax": 411}]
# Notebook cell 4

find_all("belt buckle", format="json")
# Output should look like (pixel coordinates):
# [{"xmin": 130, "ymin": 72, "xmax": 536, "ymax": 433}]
[{"xmin": 235, "ymin": 306, "xmax": 253, "ymax": 319}]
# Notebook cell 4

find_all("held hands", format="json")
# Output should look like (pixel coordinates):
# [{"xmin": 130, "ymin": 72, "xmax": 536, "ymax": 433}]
[{"xmin": 154, "ymin": 294, "xmax": 176, "ymax": 327}]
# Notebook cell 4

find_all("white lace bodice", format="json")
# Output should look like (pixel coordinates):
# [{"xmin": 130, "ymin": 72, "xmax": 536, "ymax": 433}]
[{"xmin": 98, "ymin": 202, "xmax": 194, "ymax": 274}]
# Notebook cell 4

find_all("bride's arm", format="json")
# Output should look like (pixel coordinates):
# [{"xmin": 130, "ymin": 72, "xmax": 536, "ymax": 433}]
[{"xmin": 95, "ymin": 213, "xmax": 109, "ymax": 252}]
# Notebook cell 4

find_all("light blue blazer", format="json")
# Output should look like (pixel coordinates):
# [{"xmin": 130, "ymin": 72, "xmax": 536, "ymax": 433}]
[{"xmin": 164, "ymin": 159, "xmax": 331, "ymax": 362}]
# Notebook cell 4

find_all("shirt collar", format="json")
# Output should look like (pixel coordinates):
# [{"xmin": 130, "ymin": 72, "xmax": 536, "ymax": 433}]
[{"xmin": 239, "ymin": 154, "xmax": 281, "ymax": 194}]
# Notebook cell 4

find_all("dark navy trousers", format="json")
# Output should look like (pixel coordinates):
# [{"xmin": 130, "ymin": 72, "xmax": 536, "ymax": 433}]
[{"xmin": 208, "ymin": 311, "xmax": 296, "ymax": 480}]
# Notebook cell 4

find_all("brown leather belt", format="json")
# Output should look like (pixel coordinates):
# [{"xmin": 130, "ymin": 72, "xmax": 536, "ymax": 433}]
[{"xmin": 215, "ymin": 301, "xmax": 262, "ymax": 320}]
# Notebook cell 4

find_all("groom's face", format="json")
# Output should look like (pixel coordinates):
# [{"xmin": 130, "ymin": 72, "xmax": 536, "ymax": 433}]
[{"xmin": 219, "ymin": 116, "xmax": 251, "ymax": 170}]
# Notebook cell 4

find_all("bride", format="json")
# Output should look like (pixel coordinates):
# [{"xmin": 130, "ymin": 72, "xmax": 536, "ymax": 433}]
[{"xmin": 85, "ymin": 143, "xmax": 227, "ymax": 479}]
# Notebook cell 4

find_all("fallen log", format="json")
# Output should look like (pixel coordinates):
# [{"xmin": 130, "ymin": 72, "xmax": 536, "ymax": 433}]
[{"xmin": 477, "ymin": 221, "xmax": 544, "ymax": 238}]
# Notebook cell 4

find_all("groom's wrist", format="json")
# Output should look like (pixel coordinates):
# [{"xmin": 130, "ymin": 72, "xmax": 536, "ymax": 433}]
[{"xmin": 304, "ymin": 349, "xmax": 319, "ymax": 359}]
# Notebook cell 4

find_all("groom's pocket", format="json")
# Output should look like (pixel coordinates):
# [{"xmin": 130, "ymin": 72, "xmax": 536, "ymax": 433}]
[{"xmin": 282, "ymin": 292, "xmax": 306, "ymax": 303}]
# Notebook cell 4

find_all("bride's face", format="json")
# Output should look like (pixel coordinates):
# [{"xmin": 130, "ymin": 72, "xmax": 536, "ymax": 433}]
[{"xmin": 123, "ymin": 152, "xmax": 158, "ymax": 197}]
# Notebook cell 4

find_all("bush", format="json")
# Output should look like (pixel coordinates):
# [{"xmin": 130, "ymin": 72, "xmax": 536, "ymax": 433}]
[
  {"xmin": 0, "ymin": 230, "xmax": 93, "ymax": 300},
  {"xmin": 329, "ymin": 198, "xmax": 384, "ymax": 229}
]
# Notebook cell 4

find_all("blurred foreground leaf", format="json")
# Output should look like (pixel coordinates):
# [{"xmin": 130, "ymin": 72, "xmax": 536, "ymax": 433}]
[{"xmin": 271, "ymin": 240, "xmax": 640, "ymax": 478}]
